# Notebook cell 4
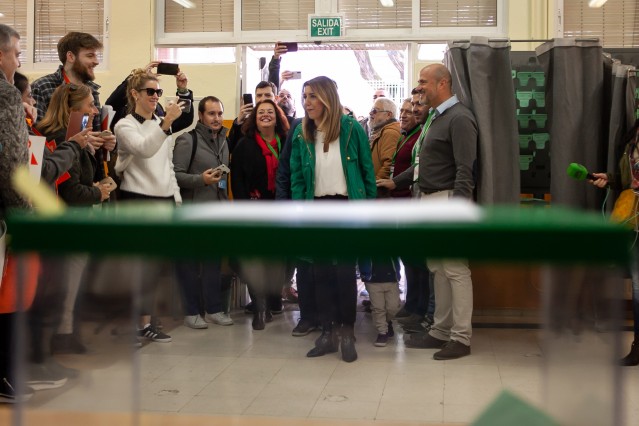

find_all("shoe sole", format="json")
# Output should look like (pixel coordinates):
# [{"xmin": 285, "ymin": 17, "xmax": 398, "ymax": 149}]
[
  {"xmin": 27, "ymin": 378, "xmax": 68, "ymax": 390},
  {"xmin": 374, "ymin": 343, "xmax": 387, "ymax": 347},
  {"xmin": 184, "ymin": 323, "xmax": 208, "ymax": 329},
  {"xmin": 433, "ymin": 352, "xmax": 470, "ymax": 360}
]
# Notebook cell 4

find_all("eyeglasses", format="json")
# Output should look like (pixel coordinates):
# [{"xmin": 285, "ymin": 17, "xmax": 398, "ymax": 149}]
[
  {"xmin": 370, "ymin": 108, "xmax": 390, "ymax": 115},
  {"xmin": 138, "ymin": 88, "xmax": 164, "ymax": 97}
]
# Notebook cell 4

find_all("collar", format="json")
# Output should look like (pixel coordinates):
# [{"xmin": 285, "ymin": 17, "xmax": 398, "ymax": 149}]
[
  {"xmin": 433, "ymin": 95, "xmax": 459, "ymax": 117},
  {"xmin": 132, "ymin": 111, "xmax": 156, "ymax": 124},
  {"xmin": 401, "ymin": 124, "xmax": 421, "ymax": 136},
  {"xmin": 195, "ymin": 121, "xmax": 227, "ymax": 138},
  {"xmin": 371, "ymin": 117, "xmax": 397, "ymax": 132}
]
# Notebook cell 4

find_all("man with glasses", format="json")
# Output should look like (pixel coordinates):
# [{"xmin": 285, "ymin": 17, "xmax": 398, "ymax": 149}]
[{"xmin": 368, "ymin": 97, "xmax": 400, "ymax": 198}]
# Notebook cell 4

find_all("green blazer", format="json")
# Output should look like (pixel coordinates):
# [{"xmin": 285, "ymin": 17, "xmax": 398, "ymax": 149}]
[{"xmin": 290, "ymin": 114, "xmax": 377, "ymax": 200}]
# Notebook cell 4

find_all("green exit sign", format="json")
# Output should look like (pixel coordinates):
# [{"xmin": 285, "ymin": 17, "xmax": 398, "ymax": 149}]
[{"xmin": 309, "ymin": 16, "xmax": 343, "ymax": 38}]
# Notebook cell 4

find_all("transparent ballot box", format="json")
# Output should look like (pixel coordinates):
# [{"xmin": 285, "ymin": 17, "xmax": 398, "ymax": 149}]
[{"xmin": 1, "ymin": 200, "xmax": 632, "ymax": 426}]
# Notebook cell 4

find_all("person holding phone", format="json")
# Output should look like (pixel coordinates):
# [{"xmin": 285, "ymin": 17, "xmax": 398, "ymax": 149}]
[
  {"xmin": 114, "ymin": 68, "xmax": 183, "ymax": 344},
  {"xmin": 106, "ymin": 61, "xmax": 194, "ymax": 132},
  {"xmin": 227, "ymin": 81, "xmax": 277, "ymax": 153}
]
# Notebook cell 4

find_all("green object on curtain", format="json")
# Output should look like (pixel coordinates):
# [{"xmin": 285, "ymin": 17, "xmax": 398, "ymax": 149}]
[{"xmin": 471, "ymin": 390, "xmax": 560, "ymax": 426}]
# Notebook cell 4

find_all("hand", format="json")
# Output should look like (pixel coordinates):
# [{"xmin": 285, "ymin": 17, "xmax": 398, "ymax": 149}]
[
  {"xmin": 202, "ymin": 169, "xmax": 223, "ymax": 186},
  {"xmin": 176, "ymin": 71, "xmax": 188, "ymax": 91},
  {"xmin": 100, "ymin": 131, "xmax": 116, "ymax": 151},
  {"xmin": 274, "ymin": 42, "xmax": 287, "ymax": 59},
  {"xmin": 281, "ymin": 70, "xmax": 294, "ymax": 82},
  {"xmin": 69, "ymin": 128, "xmax": 92, "ymax": 149},
  {"xmin": 164, "ymin": 101, "xmax": 183, "ymax": 123},
  {"xmin": 93, "ymin": 182, "xmax": 111, "ymax": 201},
  {"xmin": 589, "ymin": 172, "xmax": 609, "ymax": 189},
  {"xmin": 236, "ymin": 102, "xmax": 253, "ymax": 125},
  {"xmin": 87, "ymin": 131, "xmax": 105, "ymax": 150},
  {"xmin": 376, "ymin": 178, "xmax": 396, "ymax": 190},
  {"xmin": 145, "ymin": 61, "xmax": 161, "ymax": 74},
  {"xmin": 23, "ymin": 102, "xmax": 37, "ymax": 122}
]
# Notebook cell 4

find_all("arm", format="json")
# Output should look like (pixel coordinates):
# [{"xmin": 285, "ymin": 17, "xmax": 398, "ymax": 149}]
[
  {"xmin": 105, "ymin": 77, "xmax": 130, "ymax": 131},
  {"xmin": 57, "ymin": 159, "xmax": 103, "ymax": 206},
  {"xmin": 275, "ymin": 119, "xmax": 301, "ymax": 200},
  {"xmin": 230, "ymin": 139, "xmax": 250, "ymax": 200},
  {"xmin": 173, "ymin": 132, "xmax": 209, "ymax": 189},
  {"xmin": 450, "ymin": 113, "xmax": 478, "ymax": 199},
  {"xmin": 0, "ymin": 91, "xmax": 30, "ymax": 214},
  {"xmin": 289, "ymin": 131, "xmax": 306, "ymax": 200},
  {"xmin": 268, "ymin": 56, "xmax": 281, "ymax": 89},
  {"xmin": 354, "ymin": 122, "xmax": 377, "ymax": 199},
  {"xmin": 114, "ymin": 118, "xmax": 169, "ymax": 159},
  {"xmin": 41, "ymin": 141, "xmax": 81, "ymax": 185},
  {"xmin": 375, "ymin": 126, "xmax": 400, "ymax": 179},
  {"xmin": 170, "ymin": 89, "xmax": 195, "ymax": 133},
  {"xmin": 227, "ymin": 119, "xmax": 243, "ymax": 154}
]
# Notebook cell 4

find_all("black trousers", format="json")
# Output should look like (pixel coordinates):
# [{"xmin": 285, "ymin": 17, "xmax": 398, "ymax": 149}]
[
  {"xmin": 296, "ymin": 259, "xmax": 317, "ymax": 323},
  {"xmin": 313, "ymin": 261, "xmax": 357, "ymax": 327},
  {"xmin": 402, "ymin": 258, "xmax": 430, "ymax": 317}
]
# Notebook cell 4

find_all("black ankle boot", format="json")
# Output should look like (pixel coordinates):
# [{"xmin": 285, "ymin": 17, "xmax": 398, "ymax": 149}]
[
  {"xmin": 307, "ymin": 326, "xmax": 338, "ymax": 357},
  {"xmin": 340, "ymin": 325, "xmax": 358, "ymax": 363},
  {"xmin": 252, "ymin": 311, "xmax": 265, "ymax": 330},
  {"xmin": 621, "ymin": 341, "xmax": 639, "ymax": 366}
]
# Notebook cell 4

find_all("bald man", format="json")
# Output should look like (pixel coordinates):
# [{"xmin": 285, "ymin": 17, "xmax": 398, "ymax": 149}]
[{"xmin": 403, "ymin": 64, "xmax": 477, "ymax": 360}]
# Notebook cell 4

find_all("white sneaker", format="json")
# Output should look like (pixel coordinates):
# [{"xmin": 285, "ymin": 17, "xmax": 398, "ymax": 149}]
[
  {"xmin": 205, "ymin": 312, "xmax": 234, "ymax": 326},
  {"xmin": 184, "ymin": 315, "xmax": 208, "ymax": 329}
]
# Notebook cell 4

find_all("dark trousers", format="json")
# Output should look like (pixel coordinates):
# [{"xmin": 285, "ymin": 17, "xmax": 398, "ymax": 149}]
[
  {"xmin": 403, "ymin": 258, "xmax": 431, "ymax": 317},
  {"xmin": 296, "ymin": 260, "xmax": 317, "ymax": 324},
  {"xmin": 0, "ymin": 313, "xmax": 14, "ymax": 381},
  {"xmin": 313, "ymin": 261, "xmax": 357, "ymax": 327},
  {"xmin": 176, "ymin": 261, "xmax": 222, "ymax": 316}
]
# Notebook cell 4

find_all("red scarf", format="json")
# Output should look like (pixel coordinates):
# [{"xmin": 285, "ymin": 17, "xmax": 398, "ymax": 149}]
[{"xmin": 255, "ymin": 133, "xmax": 279, "ymax": 192}]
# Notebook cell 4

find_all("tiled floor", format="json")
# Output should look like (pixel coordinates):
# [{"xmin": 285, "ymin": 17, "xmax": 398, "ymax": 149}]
[{"xmin": 20, "ymin": 307, "xmax": 639, "ymax": 425}]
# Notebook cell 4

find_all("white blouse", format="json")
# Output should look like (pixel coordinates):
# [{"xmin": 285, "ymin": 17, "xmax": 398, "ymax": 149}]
[{"xmin": 314, "ymin": 131, "xmax": 347, "ymax": 197}]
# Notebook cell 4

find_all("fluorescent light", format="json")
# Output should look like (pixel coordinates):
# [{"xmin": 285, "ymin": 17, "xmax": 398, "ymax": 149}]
[
  {"xmin": 588, "ymin": 0, "xmax": 608, "ymax": 7},
  {"xmin": 379, "ymin": 0, "xmax": 394, "ymax": 7},
  {"xmin": 172, "ymin": 0, "xmax": 195, "ymax": 8}
]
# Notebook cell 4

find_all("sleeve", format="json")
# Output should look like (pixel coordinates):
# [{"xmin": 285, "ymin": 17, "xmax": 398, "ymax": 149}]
[
  {"xmin": 173, "ymin": 132, "xmax": 206, "ymax": 190},
  {"xmin": 31, "ymin": 80, "xmax": 50, "ymax": 123},
  {"xmin": 392, "ymin": 164, "xmax": 415, "ymax": 190},
  {"xmin": 168, "ymin": 137, "xmax": 182, "ymax": 205},
  {"xmin": 114, "ymin": 118, "xmax": 168, "ymax": 159},
  {"xmin": 375, "ymin": 127, "xmax": 400, "ymax": 179},
  {"xmin": 275, "ymin": 121, "xmax": 300, "ymax": 200},
  {"xmin": 268, "ymin": 55, "xmax": 281, "ymax": 89},
  {"xmin": 354, "ymin": 123, "xmax": 377, "ymax": 199},
  {"xmin": 230, "ymin": 138, "xmax": 250, "ymax": 200},
  {"xmin": 450, "ymin": 112, "xmax": 478, "ymax": 199},
  {"xmin": 40, "ymin": 141, "xmax": 81, "ymax": 185},
  {"xmin": 57, "ymin": 158, "xmax": 102, "ymax": 206},
  {"xmin": 105, "ymin": 77, "xmax": 130, "ymax": 131},
  {"xmin": 0, "ymin": 93, "xmax": 30, "ymax": 215},
  {"xmin": 227, "ymin": 119, "xmax": 243, "ymax": 154},
  {"xmin": 171, "ymin": 89, "xmax": 195, "ymax": 133},
  {"xmin": 289, "ymin": 132, "xmax": 306, "ymax": 200}
]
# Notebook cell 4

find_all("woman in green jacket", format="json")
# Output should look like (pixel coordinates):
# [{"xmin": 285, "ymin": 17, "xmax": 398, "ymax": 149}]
[{"xmin": 289, "ymin": 76, "xmax": 376, "ymax": 362}]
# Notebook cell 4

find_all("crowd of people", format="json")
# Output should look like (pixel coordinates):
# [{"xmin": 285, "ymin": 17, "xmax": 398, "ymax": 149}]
[{"xmin": 1, "ymin": 25, "xmax": 486, "ymax": 404}]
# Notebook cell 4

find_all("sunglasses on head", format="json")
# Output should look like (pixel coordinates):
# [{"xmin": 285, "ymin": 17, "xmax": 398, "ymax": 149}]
[{"xmin": 139, "ymin": 88, "xmax": 163, "ymax": 97}]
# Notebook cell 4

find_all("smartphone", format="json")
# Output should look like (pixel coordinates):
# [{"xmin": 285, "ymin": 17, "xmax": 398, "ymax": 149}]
[
  {"xmin": 157, "ymin": 62, "xmax": 179, "ymax": 75},
  {"xmin": 290, "ymin": 71, "xmax": 302, "ymax": 80},
  {"xmin": 179, "ymin": 98, "xmax": 192, "ymax": 114},
  {"xmin": 99, "ymin": 130, "xmax": 112, "ymax": 137},
  {"xmin": 213, "ymin": 164, "xmax": 230, "ymax": 174},
  {"xmin": 66, "ymin": 111, "xmax": 91, "ymax": 141},
  {"xmin": 242, "ymin": 93, "xmax": 253, "ymax": 105},
  {"xmin": 280, "ymin": 42, "xmax": 298, "ymax": 52}
]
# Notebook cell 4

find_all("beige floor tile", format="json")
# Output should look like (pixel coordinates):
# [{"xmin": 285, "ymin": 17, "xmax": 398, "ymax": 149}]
[
  {"xmin": 310, "ymin": 399, "xmax": 379, "ymax": 420},
  {"xmin": 443, "ymin": 403, "xmax": 486, "ymax": 423},
  {"xmin": 179, "ymin": 394, "xmax": 254, "ymax": 415},
  {"xmin": 376, "ymin": 400, "xmax": 444, "ymax": 423},
  {"xmin": 245, "ymin": 395, "xmax": 317, "ymax": 417}
]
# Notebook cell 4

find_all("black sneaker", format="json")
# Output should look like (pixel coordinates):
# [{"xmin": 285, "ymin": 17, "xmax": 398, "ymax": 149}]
[
  {"xmin": 374, "ymin": 333, "xmax": 389, "ymax": 347},
  {"xmin": 433, "ymin": 340, "xmax": 471, "ymax": 360},
  {"xmin": 1, "ymin": 378, "xmax": 34, "ymax": 404},
  {"xmin": 138, "ymin": 325, "xmax": 172, "ymax": 343},
  {"xmin": 292, "ymin": 319, "xmax": 318, "ymax": 337},
  {"xmin": 27, "ymin": 363, "xmax": 68, "ymax": 390}
]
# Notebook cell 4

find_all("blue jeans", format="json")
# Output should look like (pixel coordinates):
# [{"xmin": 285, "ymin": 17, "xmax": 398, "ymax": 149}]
[{"xmin": 176, "ymin": 261, "xmax": 222, "ymax": 316}]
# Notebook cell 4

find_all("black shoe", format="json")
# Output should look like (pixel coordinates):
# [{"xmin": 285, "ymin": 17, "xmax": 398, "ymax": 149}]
[
  {"xmin": 402, "ymin": 321, "xmax": 429, "ymax": 334},
  {"xmin": 292, "ymin": 319, "xmax": 318, "ymax": 337},
  {"xmin": 398, "ymin": 313, "xmax": 424, "ymax": 326},
  {"xmin": 387, "ymin": 321, "xmax": 394, "ymax": 338},
  {"xmin": 265, "ymin": 310, "xmax": 273, "ymax": 323},
  {"xmin": 374, "ymin": 333, "xmax": 389, "ymax": 347},
  {"xmin": 433, "ymin": 340, "xmax": 471, "ymax": 360},
  {"xmin": 394, "ymin": 307, "xmax": 412, "ymax": 319},
  {"xmin": 51, "ymin": 333, "xmax": 87, "ymax": 355},
  {"xmin": 244, "ymin": 302, "xmax": 255, "ymax": 314},
  {"xmin": 0, "ymin": 378, "xmax": 34, "ymax": 404},
  {"xmin": 341, "ymin": 334, "xmax": 358, "ymax": 362},
  {"xmin": 252, "ymin": 312, "xmax": 265, "ymax": 330},
  {"xmin": 307, "ymin": 329, "xmax": 338, "ymax": 357},
  {"xmin": 404, "ymin": 332, "xmax": 447, "ymax": 349},
  {"xmin": 621, "ymin": 341, "xmax": 639, "ymax": 366}
]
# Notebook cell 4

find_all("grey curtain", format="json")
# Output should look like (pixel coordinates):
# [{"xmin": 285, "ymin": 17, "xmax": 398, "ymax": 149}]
[
  {"xmin": 444, "ymin": 37, "xmax": 520, "ymax": 205},
  {"xmin": 536, "ymin": 39, "xmax": 606, "ymax": 209}
]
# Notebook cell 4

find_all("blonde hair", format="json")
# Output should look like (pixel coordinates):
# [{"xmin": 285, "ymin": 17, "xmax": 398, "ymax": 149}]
[
  {"xmin": 126, "ymin": 68, "xmax": 159, "ymax": 114},
  {"xmin": 37, "ymin": 83, "xmax": 92, "ymax": 136},
  {"xmin": 302, "ymin": 76, "xmax": 342, "ymax": 143}
]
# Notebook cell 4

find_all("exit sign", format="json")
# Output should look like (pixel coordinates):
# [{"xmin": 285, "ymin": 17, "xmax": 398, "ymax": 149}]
[{"xmin": 309, "ymin": 16, "xmax": 343, "ymax": 38}]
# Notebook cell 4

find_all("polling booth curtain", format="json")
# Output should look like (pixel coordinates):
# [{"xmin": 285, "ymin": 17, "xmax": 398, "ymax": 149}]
[
  {"xmin": 443, "ymin": 37, "xmax": 520, "ymax": 205},
  {"xmin": 536, "ymin": 39, "xmax": 606, "ymax": 209},
  {"xmin": 604, "ymin": 62, "xmax": 637, "ymax": 212}
]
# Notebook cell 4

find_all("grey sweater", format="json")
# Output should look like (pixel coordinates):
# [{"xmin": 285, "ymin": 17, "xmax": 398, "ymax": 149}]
[{"xmin": 418, "ymin": 102, "xmax": 477, "ymax": 199}]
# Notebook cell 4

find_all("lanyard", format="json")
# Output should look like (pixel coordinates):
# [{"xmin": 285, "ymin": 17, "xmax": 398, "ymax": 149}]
[
  {"xmin": 411, "ymin": 109, "xmax": 436, "ymax": 166},
  {"xmin": 391, "ymin": 125, "xmax": 421, "ymax": 165},
  {"xmin": 260, "ymin": 133, "xmax": 281, "ymax": 160}
]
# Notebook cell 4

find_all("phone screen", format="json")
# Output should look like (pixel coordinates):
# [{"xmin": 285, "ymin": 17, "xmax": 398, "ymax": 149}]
[
  {"xmin": 157, "ymin": 62, "xmax": 179, "ymax": 75},
  {"xmin": 81, "ymin": 114, "xmax": 90, "ymax": 130}
]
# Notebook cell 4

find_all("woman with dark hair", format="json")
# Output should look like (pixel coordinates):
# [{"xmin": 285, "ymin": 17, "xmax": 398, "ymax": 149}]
[
  {"xmin": 289, "ymin": 76, "xmax": 376, "ymax": 362},
  {"xmin": 231, "ymin": 99, "xmax": 289, "ymax": 330},
  {"xmin": 589, "ymin": 118, "xmax": 639, "ymax": 366}
]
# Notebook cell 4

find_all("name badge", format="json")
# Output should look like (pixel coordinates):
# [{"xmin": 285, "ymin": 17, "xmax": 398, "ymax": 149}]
[
  {"xmin": 218, "ymin": 179, "xmax": 227, "ymax": 190},
  {"xmin": 389, "ymin": 165, "xmax": 394, "ymax": 178}
]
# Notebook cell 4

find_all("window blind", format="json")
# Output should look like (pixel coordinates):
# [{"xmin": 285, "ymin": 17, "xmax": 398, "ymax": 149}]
[
  {"xmin": 0, "ymin": 0, "xmax": 28, "ymax": 46},
  {"xmin": 420, "ymin": 0, "xmax": 497, "ymax": 27},
  {"xmin": 564, "ymin": 0, "xmax": 639, "ymax": 48},
  {"xmin": 241, "ymin": 0, "xmax": 314, "ymax": 31},
  {"xmin": 164, "ymin": 0, "xmax": 233, "ymax": 33},
  {"xmin": 338, "ymin": 0, "xmax": 412, "ymax": 30},
  {"xmin": 35, "ymin": 0, "xmax": 104, "ymax": 63}
]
